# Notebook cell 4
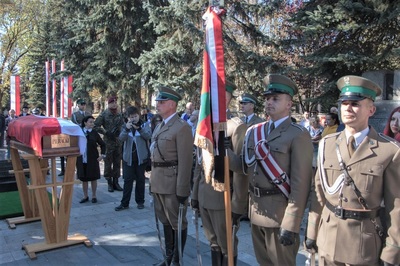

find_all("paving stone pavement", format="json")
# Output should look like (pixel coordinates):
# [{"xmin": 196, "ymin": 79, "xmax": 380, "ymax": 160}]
[{"xmin": 0, "ymin": 149, "xmax": 312, "ymax": 265}]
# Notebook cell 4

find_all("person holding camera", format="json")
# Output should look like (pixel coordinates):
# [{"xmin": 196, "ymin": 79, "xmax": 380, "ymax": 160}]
[{"xmin": 115, "ymin": 106, "xmax": 152, "ymax": 211}]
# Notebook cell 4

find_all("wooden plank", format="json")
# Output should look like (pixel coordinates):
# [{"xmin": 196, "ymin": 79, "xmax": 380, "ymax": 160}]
[
  {"xmin": 27, "ymin": 181, "xmax": 80, "ymax": 190},
  {"xmin": 9, "ymin": 148, "xmax": 39, "ymax": 220},
  {"xmin": 22, "ymin": 234, "xmax": 92, "ymax": 260},
  {"xmin": 6, "ymin": 216, "xmax": 41, "ymax": 229},
  {"xmin": 28, "ymin": 157, "xmax": 57, "ymax": 244},
  {"xmin": 57, "ymin": 156, "xmax": 77, "ymax": 241}
]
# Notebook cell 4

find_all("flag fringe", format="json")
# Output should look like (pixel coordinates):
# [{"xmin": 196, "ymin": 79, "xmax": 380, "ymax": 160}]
[
  {"xmin": 213, "ymin": 122, "xmax": 227, "ymax": 132},
  {"xmin": 194, "ymin": 134, "xmax": 225, "ymax": 192}
]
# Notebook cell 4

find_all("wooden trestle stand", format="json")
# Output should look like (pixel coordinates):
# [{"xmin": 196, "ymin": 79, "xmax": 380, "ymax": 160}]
[
  {"xmin": 5, "ymin": 152, "xmax": 44, "ymax": 229},
  {"xmin": 8, "ymin": 134, "xmax": 91, "ymax": 259}
]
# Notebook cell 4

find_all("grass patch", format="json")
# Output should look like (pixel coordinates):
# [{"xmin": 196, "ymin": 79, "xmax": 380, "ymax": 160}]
[{"xmin": 0, "ymin": 191, "xmax": 23, "ymax": 219}]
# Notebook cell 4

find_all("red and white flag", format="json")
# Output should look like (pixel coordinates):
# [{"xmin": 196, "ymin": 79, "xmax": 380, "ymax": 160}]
[
  {"xmin": 10, "ymin": 76, "xmax": 21, "ymax": 116},
  {"xmin": 7, "ymin": 116, "xmax": 86, "ymax": 157},
  {"xmin": 45, "ymin": 61, "xmax": 51, "ymax": 116},
  {"xmin": 63, "ymin": 75, "xmax": 73, "ymax": 118},
  {"xmin": 52, "ymin": 60, "xmax": 57, "ymax": 117},
  {"xmin": 60, "ymin": 60, "xmax": 65, "ymax": 118}
]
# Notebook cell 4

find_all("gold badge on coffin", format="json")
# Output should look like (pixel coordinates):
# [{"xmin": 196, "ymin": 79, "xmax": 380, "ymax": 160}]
[{"xmin": 50, "ymin": 134, "xmax": 71, "ymax": 148}]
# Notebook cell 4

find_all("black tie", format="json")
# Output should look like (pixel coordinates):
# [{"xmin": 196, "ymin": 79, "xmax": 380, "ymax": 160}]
[
  {"xmin": 269, "ymin": 122, "xmax": 275, "ymax": 134},
  {"xmin": 245, "ymin": 117, "xmax": 248, "ymax": 124},
  {"xmin": 348, "ymin": 136, "xmax": 356, "ymax": 157},
  {"xmin": 159, "ymin": 121, "xmax": 165, "ymax": 129}
]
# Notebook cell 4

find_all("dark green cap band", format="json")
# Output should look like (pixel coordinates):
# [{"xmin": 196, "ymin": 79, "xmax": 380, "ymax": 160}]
[
  {"xmin": 267, "ymin": 83, "xmax": 295, "ymax": 96},
  {"xmin": 158, "ymin": 92, "xmax": 180, "ymax": 102},
  {"xmin": 340, "ymin": 85, "xmax": 377, "ymax": 100},
  {"xmin": 226, "ymin": 84, "xmax": 235, "ymax": 93},
  {"xmin": 240, "ymin": 97, "xmax": 256, "ymax": 104}
]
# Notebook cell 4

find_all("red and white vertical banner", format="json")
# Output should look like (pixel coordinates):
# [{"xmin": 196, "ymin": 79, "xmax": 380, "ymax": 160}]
[
  {"xmin": 45, "ymin": 61, "xmax": 51, "ymax": 116},
  {"xmin": 60, "ymin": 60, "xmax": 65, "ymax": 118},
  {"xmin": 52, "ymin": 60, "xmax": 57, "ymax": 117},
  {"xmin": 63, "ymin": 75, "xmax": 73, "ymax": 118},
  {"xmin": 10, "ymin": 75, "xmax": 21, "ymax": 116}
]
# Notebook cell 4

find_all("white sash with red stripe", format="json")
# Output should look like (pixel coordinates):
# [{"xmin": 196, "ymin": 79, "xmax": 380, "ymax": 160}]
[{"xmin": 247, "ymin": 122, "xmax": 291, "ymax": 198}]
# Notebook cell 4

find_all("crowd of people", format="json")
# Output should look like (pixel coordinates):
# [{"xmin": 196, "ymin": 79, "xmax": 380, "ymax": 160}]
[{"xmin": 2, "ymin": 73, "xmax": 400, "ymax": 266}]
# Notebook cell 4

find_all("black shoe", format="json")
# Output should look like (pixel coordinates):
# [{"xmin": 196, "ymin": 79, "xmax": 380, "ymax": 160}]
[
  {"xmin": 58, "ymin": 172, "xmax": 64, "ymax": 176},
  {"xmin": 113, "ymin": 183, "xmax": 123, "ymax": 191},
  {"xmin": 240, "ymin": 215, "xmax": 250, "ymax": 222},
  {"xmin": 79, "ymin": 197, "xmax": 89, "ymax": 203},
  {"xmin": 115, "ymin": 205, "xmax": 129, "ymax": 211},
  {"xmin": 137, "ymin": 204, "xmax": 144, "ymax": 209},
  {"xmin": 92, "ymin": 198, "xmax": 97, "ymax": 203}
]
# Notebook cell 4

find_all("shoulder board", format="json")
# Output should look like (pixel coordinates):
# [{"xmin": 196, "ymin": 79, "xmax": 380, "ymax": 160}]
[
  {"xmin": 246, "ymin": 121, "xmax": 267, "ymax": 135},
  {"xmin": 322, "ymin": 131, "xmax": 341, "ymax": 140},
  {"xmin": 378, "ymin": 133, "xmax": 400, "ymax": 147},
  {"xmin": 290, "ymin": 123, "xmax": 306, "ymax": 131},
  {"xmin": 230, "ymin": 117, "xmax": 244, "ymax": 125}
]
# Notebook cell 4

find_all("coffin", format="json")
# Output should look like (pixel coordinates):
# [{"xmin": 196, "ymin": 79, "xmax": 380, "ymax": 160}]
[{"xmin": 7, "ymin": 116, "xmax": 85, "ymax": 157}]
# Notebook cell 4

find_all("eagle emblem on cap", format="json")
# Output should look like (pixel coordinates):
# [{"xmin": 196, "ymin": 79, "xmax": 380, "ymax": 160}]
[{"xmin": 344, "ymin": 76, "xmax": 350, "ymax": 85}]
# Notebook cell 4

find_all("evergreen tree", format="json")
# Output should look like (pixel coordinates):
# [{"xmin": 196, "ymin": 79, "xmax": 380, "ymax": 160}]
[
  {"xmin": 139, "ymin": 0, "xmax": 304, "ymax": 112},
  {"xmin": 61, "ymin": 0, "xmax": 156, "ymax": 108},
  {"xmin": 291, "ymin": 0, "xmax": 400, "ymax": 109}
]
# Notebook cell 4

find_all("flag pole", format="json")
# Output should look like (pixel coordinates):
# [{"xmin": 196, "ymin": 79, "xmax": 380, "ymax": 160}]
[
  {"xmin": 199, "ymin": 1, "xmax": 233, "ymax": 264},
  {"xmin": 210, "ymin": 0, "xmax": 233, "ymax": 264},
  {"xmin": 224, "ymin": 149, "xmax": 234, "ymax": 266}
]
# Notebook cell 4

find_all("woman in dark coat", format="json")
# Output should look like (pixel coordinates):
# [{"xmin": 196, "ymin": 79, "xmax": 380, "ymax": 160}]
[{"xmin": 76, "ymin": 115, "xmax": 106, "ymax": 203}]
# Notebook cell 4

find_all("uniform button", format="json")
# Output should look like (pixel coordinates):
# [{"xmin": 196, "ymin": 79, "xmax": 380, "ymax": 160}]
[
  {"xmin": 347, "ymin": 166, "xmax": 351, "ymax": 171},
  {"xmin": 329, "ymin": 164, "xmax": 333, "ymax": 167},
  {"xmin": 369, "ymin": 169, "xmax": 373, "ymax": 173}
]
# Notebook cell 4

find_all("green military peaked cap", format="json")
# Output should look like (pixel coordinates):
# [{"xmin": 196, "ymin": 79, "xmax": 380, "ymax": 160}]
[
  {"xmin": 225, "ymin": 80, "xmax": 236, "ymax": 94},
  {"xmin": 240, "ymin": 93, "xmax": 257, "ymax": 104},
  {"xmin": 336, "ymin": 75, "xmax": 382, "ymax": 102},
  {"xmin": 155, "ymin": 86, "xmax": 182, "ymax": 103},
  {"xmin": 77, "ymin": 99, "xmax": 86, "ymax": 105},
  {"xmin": 263, "ymin": 74, "xmax": 298, "ymax": 97}
]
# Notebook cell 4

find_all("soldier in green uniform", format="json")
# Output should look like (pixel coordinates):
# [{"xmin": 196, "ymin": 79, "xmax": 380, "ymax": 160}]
[
  {"xmin": 230, "ymin": 74, "xmax": 313, "ymax": 265},
  {"xmin": 306, "ymin": 75, "xmax": 400, "ymax": 266},
  {"xmin": 191, "ymin": 81, "xmax": 248, "ymax": 265},
  {"xmin": 94, "ymin": 96, "xmax": 124, "ymax": 192},
  {"xmin": 71, "ymin": 99, "xmax": 91, "ymax": 125},
  {"xmin": 239, "ymin": 92, "xmax": 265, "ymax": 127},
  {"xmin": 150, "ymin": 87, "xmax": 193, "ymax": 266}
]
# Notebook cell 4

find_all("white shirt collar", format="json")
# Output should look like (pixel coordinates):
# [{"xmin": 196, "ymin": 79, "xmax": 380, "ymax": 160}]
[
  {"xmin": 345, "ymin": 127, "xmax": 369, "ymax": 147},
  {"xmin": 246, "ymin": 113, "xmax": 254, "ymax": 122},
  {"xmin": 163, "ymin": 112, "xmax": 177, "ymax": 125},
  {"xmin": 270, "ymin": 116, "xmax": 289, "ymax": 129}
]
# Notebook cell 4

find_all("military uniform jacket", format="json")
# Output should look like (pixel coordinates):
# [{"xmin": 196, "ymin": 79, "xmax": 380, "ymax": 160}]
[
  {"xmin": 231, "ymin": 118, "xmax": 313, "ymax": 232},
  {"xmin": 192, "ymin": 117, "xmax": 248, "ymax": 214},
  {"xmin": 94, "ymin": 109, "xmax": 124, "ymax": 144},
  {"xmin": 150, "ymin": 114, "xmax": 193, "ymax": 198},
  {"xmin": 307, "ymin": 128, "xmax": 400, "ymax": 265},
  {"xmin": 241, "ymin": 114, "xmax": 264, "ymax": 127},
  {"xmin": 71, "ymin": 110, "xmax": 91, "ymax": 126}
]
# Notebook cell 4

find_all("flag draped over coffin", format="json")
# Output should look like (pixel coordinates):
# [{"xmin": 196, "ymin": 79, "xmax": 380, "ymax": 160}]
[
  {"xmin": 194, "ymin": 6, "xmax": 227, "ymax": 192},
  {"xmin": 7, "ymin": 116, "xmax": 86, "ymax": 157}
]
